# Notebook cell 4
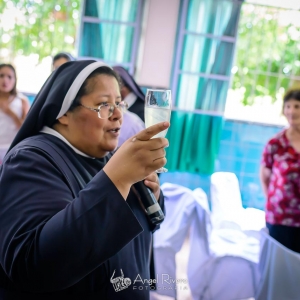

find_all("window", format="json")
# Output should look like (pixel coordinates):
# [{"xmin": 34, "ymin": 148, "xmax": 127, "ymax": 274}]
[
  {"xmin": 164, "ymin": 0, "xmax": 242, "ymax": 174},
  {"xmin": 226, "ymin": 3, "xmax": 300, "ymax": 124},
  {"xmin": 0, "ymin": 0, "xmax": 80, "ymax": 93},
  {"xmin": 78, "ymin": 0, "xmax": 144, "ymax": 73},
  {"xmin": 172, "ymin": 0, "xmax": 242, "ymax": 114}
]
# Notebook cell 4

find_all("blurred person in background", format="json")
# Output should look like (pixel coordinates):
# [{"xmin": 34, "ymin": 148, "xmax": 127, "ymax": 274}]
[
  {"xmin": 52, "ymin": 52, "xmax": 75, "ymax": 71},
  {"xmin": 113, "ymin": 66, "xmax": 145, "ymax": 121},
  {"xmin": 112, "ymin": 66, "xmax": 145, "ymax": 147},
  {"xmin": 260, "ymin": 89, "xmax": 300, "ymax": 253},
  {"xmin": 0, "ymin": 63, "xmax": 30, "ymax": 163}
]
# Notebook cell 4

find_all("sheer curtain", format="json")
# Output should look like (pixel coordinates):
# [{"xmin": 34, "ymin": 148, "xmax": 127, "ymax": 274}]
[
  {"xmin": 167, "ymin": 0, "xmax": 243, "ymax": 174},
  {"xmin": 79, "ymin": 0, "xmax": 140, "ymax": 68}
]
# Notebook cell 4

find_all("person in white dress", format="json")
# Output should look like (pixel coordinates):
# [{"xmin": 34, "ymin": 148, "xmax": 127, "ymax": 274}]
[{"xmin": 0, "ymin": 64, "xmax": 30, "ymax": 163}]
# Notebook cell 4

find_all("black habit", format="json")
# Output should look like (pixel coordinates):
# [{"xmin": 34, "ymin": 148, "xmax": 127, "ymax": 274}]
[{"xmin": 0, "ymin": 60, "xmax": 164, "ymax": 299}]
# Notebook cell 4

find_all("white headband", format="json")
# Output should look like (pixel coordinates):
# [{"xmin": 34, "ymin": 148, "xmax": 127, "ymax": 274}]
[{"xmin": 56, "ymin": 61, "xmax": 112, "ymax": 119}]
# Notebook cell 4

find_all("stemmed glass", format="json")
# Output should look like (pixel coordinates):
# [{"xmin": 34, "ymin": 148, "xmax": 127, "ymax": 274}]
[{"xmin": 145, "ymin": 89, "xmax": 172, "ymax": 173}]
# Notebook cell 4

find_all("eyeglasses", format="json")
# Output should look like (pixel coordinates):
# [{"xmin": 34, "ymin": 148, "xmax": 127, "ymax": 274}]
[{"xmin": 79, "ymin": 101, "xmax": 128, "ymax": 119}]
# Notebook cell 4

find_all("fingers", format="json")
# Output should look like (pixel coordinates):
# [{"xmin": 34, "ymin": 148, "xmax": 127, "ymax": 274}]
[
  {"xmin": 149, "ymin": 157, "xmax": 167, "ymax": 173},
  {"xmin": 131, "ymin": 136, "xmax": 169, "ymax": 151},
  {"xmin": 134, "ymin": 122, "xmax": 170, "ymax": 141},
  {"xmin": 144, "ymin": 173, "xmax": 161, "ymax": 200},
  {"xmin": 152, "ymin": 147, "xmax": 166, "ymax": 161},
  {"xmin": 144, "ymin": 179, "xmax": 158, "ymax": 192},
  {"xmin": 144, "ymin": 172, "xmax": 159, "ymax": 183}
]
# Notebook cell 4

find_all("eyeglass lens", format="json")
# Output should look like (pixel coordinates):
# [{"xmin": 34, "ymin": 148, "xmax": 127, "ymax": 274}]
[{"xmin": 99, "ymin": 103, "xmax": 126, "ymax": 118}]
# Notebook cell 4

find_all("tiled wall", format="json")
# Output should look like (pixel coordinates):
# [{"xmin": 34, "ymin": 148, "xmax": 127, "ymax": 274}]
[{"xmin": 160, "ymin": 119, "xmax": 284, "ymax": 210}]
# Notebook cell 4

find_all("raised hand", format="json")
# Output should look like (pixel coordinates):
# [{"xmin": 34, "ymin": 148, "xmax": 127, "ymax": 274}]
[{"xmin": 103, "ymin": 121, "xmax": 169, "ymax": 199}]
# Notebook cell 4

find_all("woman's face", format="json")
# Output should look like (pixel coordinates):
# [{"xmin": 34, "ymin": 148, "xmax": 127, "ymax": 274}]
[
  {"xmin": 0, "ymin": 66, "xmax": 16, "ymax": 94},
  {"xmin": 60, "ymin": 74, "xmax": 123, "ymax": 158},
  {"xmin": 283, "ymin": 99, "xmax": 300, "ymax": 126}
]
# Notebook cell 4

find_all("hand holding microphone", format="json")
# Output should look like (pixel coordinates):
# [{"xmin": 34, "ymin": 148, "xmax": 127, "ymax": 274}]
[{"xmin": 134, "ymin": 173, "xmax": 164, "ymax": 225}]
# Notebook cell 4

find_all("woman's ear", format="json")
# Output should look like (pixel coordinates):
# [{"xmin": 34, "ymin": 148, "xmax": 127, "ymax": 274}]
[{"xmin": 56, "ymin": 113, "xmax": 69, "ymax": 125}]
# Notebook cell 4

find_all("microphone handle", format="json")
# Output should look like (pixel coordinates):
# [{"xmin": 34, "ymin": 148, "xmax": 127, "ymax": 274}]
[{"xmin": 134, "ymin": 181, "xmax": 164, "ymax": 225}]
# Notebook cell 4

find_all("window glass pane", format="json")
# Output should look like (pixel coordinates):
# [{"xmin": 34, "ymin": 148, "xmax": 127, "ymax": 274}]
[
  {"xmin": 186, "ymin": 0, "xmax": 241, "ymax": 36},
  {"xmin": 280, "ymin": 77, "xmax": 290, "ymax": 91},
  {"xmin": 267, "ymin": 76, "xmax": 279, "ymax": 98},
  {"xmin": 256, "ymin": 74, "xmax": 268, "ymax": 96},
  {"xmin": 176, "ymin": 74, "xmax": 229, "ymax": 112},
  {"xmin": 292, "ymin": 59, "xmax": 300, "ymax": 76},
  {"xmin": 241, "ymin": 71, "xmax": 256, "ymax": 105},
  {"xmin": 181, "ymin": 35, "xmax": 234, "ymax": 76},
  {"xmin": 80, "ymin": 23, "xmax": 134, "ymax": 63},
  {"xmin": 84, "ymin": 0, "xmax": 138, "ymax": 21},
  {"xmin": 231, "ymin": 4, "xmax": 300, "ymax": 105}
]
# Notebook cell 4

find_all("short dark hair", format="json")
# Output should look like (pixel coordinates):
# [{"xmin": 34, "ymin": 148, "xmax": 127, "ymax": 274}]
[
  {"xmin": 68, "ymin": 66, "xmax": 121, "ymax": 111},
  {"xmin": 0, "ymin": 63, "xmax": 17, "ymax": 96},
  {"xmin": 52, "ymin": 52, "xmax": 74, "ymax": 64},
  {"xmin": 283, "ymin": 89, "xmax": 300, "ymax": 103}
]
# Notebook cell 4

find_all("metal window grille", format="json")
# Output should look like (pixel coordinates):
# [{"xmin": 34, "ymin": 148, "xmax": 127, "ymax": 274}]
[{"xmin": 231, "ymin": 3, "xmax": 300, "ymax": 105}]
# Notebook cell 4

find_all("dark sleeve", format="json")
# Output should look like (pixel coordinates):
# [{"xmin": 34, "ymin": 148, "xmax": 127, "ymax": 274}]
[{"xmin": 0, "ymin": 148, "xmax": 143, "ymax": 292}]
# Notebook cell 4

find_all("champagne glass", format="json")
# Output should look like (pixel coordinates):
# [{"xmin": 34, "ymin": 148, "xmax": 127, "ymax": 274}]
[{"xmin": 145, "ymin": 89, "xmax": 171, "ymax": 173}]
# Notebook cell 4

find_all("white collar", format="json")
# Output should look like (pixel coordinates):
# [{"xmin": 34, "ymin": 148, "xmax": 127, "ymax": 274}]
[
  {"xmin": 40, "ymin": 126, "xmax": 94, "ymax": 158},
  {"xmin": 123, "ymin": 92, "xmax": 137, "ymax": 108}
]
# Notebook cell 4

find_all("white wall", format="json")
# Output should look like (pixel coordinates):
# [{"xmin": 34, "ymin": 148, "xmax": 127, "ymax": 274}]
[{"xmin": 136, "ymin": 0, "xmax": 180, "ymax": 88}]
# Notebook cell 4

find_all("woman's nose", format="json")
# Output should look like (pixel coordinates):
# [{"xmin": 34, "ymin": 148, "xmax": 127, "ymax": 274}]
[{"xmin": 110, "ymin": 106, "xmax": 123, "ymax": 120}]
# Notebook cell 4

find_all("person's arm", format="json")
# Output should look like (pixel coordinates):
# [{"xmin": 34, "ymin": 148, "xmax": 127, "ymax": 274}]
[
  {"xmin": 0, "ymin": 148, "xmax": 143, "ymax": 292},
  {"xmin": 260, "ymin": 140, "xmax": 275, "ymax": 198},
  {"xmin": 0, "ymin": 96, "xmax": 30, "ymax": 128},
  {"xmin": 260, "ymin": 165, "xmax": 272, "ymax": 198}
]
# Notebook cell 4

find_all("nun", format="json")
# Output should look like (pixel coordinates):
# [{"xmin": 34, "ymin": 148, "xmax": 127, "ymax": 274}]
[
  {"xmin": 113, "ymin": 66, "xmax": 145, "ymax": 121},
  {"xmin": 0, "ymin": 60, "xmax": 169, "ymax": 299}
]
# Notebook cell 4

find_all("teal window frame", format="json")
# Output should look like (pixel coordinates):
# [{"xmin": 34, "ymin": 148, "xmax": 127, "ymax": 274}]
[{"xmin": 78, "ymin": 0, "xmax": 144, "ymax": 74}]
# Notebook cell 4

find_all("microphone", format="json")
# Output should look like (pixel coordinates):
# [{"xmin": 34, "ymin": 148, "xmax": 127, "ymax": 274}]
[{"xmin": 134, "ymin": 181, "xmax": 164, "ymax": 225}]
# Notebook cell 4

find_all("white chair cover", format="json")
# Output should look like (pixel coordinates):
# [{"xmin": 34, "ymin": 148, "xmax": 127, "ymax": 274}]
[
  {"xmin": 188, "ymin": 188, "xmax": 212, "ymax": 297},
  {"xmin": 210, "ymin": 172, "xmax": 243, "ymax": 228},
  {"xmin": 255, "ymin": 229, "xmax": 300, "ymax": 300},
  {"xmin": 193, "ymin": 188, "xmax": 210, "ymax": 214},
  {"xmin": 155, "ymin": 182, "xmax": 261, "ymax": 300},
  {"xmin": 210, "ymin": 172, "xmax": 265, "ymax": 232},
  {"xmin": 193, "ymin": 255, "xmax": 259, "ymax": 300},
  {"xmin": 191, "ymin": 177, "xmax": 261, "ymax": 299},
  {"xmin": 154, "ymin": 183, "xmax": 196, "ymax": 298},
  {"xmin": 189, "ymin": 194, "xmax": 260, "ymax": 299}
]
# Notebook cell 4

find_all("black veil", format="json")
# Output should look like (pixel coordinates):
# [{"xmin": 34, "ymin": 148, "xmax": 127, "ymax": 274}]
[
  {"xmin": 113, "ymin": 66, "xmax": 145, "ymax": 101},
  {"xmin": 9, "ymin": 60, "xmax": 109, "ymax": 151}
]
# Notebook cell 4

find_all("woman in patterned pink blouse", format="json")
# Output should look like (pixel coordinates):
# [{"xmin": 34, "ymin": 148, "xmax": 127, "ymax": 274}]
[{"xmin": 260, "ymin": 89, "xmax": 300, "ymax": 253}]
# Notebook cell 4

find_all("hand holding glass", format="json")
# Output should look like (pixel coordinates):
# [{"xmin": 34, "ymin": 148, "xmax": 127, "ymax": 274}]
[{"xmin": 145, "ymin": 89, "xmax": 171, "ymax": 173}]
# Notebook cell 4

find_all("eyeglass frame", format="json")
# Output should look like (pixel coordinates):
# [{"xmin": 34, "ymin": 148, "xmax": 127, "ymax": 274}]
[{"xmin": 78, "ymin": 101, "xmax": 128, "ymax": 119}]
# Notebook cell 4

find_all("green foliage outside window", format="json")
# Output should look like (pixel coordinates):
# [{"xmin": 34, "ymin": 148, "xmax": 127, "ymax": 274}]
[
  {"xmin": 0, "ymin": 0, "xmax": 81, "ymax": 61},
  {"xmin": 232, "ymin": 4, "xmax": 300, "ymax": 105}
]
